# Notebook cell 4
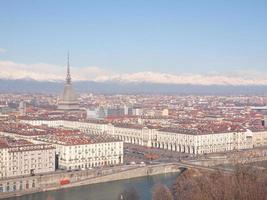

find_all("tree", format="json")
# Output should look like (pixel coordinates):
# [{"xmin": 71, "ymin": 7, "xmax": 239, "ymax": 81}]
[
  {"xmin": 172, "ymin": 166, "xmax": 267, "ymax": 200},
  {"xmin": 118, "ymin": 187, "xmax": 140, "ymax": 200},
  {"xmin": 152, "ymin": 183, "xmax": 173, "ymax": 200}
]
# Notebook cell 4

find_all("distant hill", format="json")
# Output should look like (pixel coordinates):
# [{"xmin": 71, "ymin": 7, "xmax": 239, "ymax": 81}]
[{"xmin": 0, "ymin": 79, "xmax": 267, "ymax": 95}]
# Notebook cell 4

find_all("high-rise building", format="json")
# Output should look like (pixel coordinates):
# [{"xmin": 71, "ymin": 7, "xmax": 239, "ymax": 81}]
[
  {"xmin": 19, "ymin": 101, "xmax": 26, "ymax": 116},
  {"xmin": 57, "ymin": 54, "xmax": 80, "ymax": 110}
]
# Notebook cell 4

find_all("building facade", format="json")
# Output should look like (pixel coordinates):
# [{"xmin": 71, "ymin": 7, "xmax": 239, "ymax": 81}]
[
  {"xmin": 22, "ymin": 120, "xmax": 255, "ymax": 155},
  {"xmin": 0, "ymin": 138, "xmax": 55, "ymax": 179},
  {"xmin": 252, "ymin": 130, "xmax": 267, "ymax": 147},
  {"xmin": 35, "ymin": 133, "xmax": 123, "ymax": 170}
]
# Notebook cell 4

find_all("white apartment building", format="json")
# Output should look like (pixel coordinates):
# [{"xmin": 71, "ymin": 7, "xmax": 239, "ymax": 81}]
[
  {"xmin": 22, "ymin": 120, "xmax": 254, "ymax": 155},
  {"xmin": 152, "ymin": 129, "xmax": 253, "ymax": 154},
  {"xmin": 192, "ymin": 131, "xmax": 252, "ymax": 154},
  {"xmin": 252, "ymin": 130, "xmax": 267, "ymax": 147},
  {"xmin": 35, "ymin": 133, "xmax": 123, "ymax": 170},
  {"xmin": 0, "ymin": 138, "xmax": 55, "ymax": 179}
]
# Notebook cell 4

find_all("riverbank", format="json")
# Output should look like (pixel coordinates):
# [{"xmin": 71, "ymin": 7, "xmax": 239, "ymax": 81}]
[
  {"xmin": 7, "ymin": 172, "xmax": 180, "ymax": 200},
  {"xmin": 0, "ymin": 163, "xmax": 182, "ymax": 199}
]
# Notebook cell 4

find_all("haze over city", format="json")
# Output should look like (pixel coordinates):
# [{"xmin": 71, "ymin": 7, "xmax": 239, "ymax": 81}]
[{"xmin": 0, "ymin": 1, "xmax": 267, "ymax": 200}]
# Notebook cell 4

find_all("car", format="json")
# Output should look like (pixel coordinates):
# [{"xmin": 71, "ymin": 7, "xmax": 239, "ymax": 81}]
[{"xmin": 140, "ymin": 162, "xmax": 146, "ymax": 166}]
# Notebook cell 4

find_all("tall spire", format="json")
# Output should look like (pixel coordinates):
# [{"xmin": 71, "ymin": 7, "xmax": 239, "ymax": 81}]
[{"xmin": 66, "ymin": 52, "xmax": 71, "ymax": 84}]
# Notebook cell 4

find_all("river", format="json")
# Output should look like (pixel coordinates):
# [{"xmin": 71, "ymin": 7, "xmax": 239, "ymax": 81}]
[{"xmin": 7, "ymin": 172, "xmax": 179, "ymax": 200}]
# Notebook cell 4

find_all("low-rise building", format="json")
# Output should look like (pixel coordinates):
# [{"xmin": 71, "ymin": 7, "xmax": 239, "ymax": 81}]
[
  {"xmin": 22, "ymin": 119, "xmax": 254, "ymax": 155},
  {"xmin": 252, "ymin": 130, "xmax": 267, "ymax": 147},
  {"xmin": 0, "ymin": 137, "xmax": 55, "ymax": 179},
  {"xmin": 35, "ymin": 131, "xmax": 123, "ymax": 170}
]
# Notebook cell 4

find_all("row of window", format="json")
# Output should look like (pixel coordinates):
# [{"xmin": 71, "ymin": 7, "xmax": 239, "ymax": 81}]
[
  {"xmin": 66, "ymin": 159, "xmax": 121, "ymax": 170},
  {"xmin": 0, "ymin": 180, "xmax": 36, "ymax": 193}
]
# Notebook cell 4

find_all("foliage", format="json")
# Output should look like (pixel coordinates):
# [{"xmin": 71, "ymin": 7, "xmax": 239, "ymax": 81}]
[
  {"xmin": 152, "ymin": 183, "xmax": 173, "ymax": 200},
  {"xmin": 172, "ymin": 166, "xmax": 267, "ymax": 200},
  {"xmin": 118, "ymin": 187, "xmax": 140, "ymax": 200}
]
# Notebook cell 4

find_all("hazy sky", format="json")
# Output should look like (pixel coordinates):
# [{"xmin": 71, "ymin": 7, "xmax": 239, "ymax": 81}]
[{"xmin": 0, "ymin": 0, "xmax": 267, "ymax": 85}]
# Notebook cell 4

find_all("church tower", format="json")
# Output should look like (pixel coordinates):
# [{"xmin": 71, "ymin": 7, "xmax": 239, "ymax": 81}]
[{"xmin": 57, "ymin": 53, "xmax": 79, "ymax": 110}]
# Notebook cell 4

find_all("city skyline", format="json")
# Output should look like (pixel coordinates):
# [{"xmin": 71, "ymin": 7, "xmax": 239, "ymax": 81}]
[
  {"xmin": 0, "ymin": 0, "xmax": 267, "ymax": 85},
  {"xmin": 1, "ymin": 1, "xmax": 267, "ymax": 200}
]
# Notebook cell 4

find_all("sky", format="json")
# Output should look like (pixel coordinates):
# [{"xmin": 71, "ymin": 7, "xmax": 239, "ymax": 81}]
[{"xmin": 0, "ymin": 0, "xmax": 267, "ymax": 85}]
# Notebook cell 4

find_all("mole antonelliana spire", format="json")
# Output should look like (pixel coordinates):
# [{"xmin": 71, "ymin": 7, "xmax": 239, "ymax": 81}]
[
  {"xmin": 57, "ymin": 53, "xmax": 79, "ymax": 110},
  {"xmin": 66, "ymin": 52, "xmax": 71, "ymax": 84}
]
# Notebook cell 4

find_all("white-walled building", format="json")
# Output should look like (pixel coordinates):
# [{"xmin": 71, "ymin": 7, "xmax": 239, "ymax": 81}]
[
  {"xmin": 0, "ymin": 137, "xmax": 55, "ymax": 179},
  {"xmin": 161, "ymin": 109, "xmax": 169, "ymax": 116},
  {"xmin": 22, "ymin": 120, "xmax": 256, "ymax": 155},
  {"xmin": 252, "ymin": 130, "xmax": 267, "ymax": 147},
  {"xmin": 35, "ymin": 132, "xmax": 123, "ymax": 170}
]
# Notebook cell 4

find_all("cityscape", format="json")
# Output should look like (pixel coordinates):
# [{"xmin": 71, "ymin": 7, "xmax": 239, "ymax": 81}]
[{"xmin": 1, "ymin": 1, "xmax": 267, "ymax": 200}]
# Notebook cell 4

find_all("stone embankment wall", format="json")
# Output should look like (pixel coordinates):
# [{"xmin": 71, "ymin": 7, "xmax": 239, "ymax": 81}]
[
  {"xmin": 187, "ymin": 158, "xmax": 230, "ymax": 167},
  {"xmin": 0, "ymin": 163, "xmax": 181, "ymax": 199},
  {"xmin": 186, "ymin": 155, "xmax": 267, "ymax": 167},
  {"xmin": 63, "ymin": 163, "xmax": 181, "ymax": 187}
]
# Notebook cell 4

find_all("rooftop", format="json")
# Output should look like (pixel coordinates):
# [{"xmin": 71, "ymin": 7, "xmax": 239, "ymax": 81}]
[
  {"xmin": 0, "ymin": 122, "xmax": 52, "ymax": 136},
  {"xmin": 0, "ymin": 137, "xmax": 54, "ymax": 151},
  {"xmin": 37, "ymin": 132, "xmax": 121, "ymax": 146},
  {"xmin": 159, "ymin": 122, "xmax": 246, "ymax": 135}
]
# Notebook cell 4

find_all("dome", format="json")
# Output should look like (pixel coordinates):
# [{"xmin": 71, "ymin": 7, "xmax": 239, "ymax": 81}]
[
  {"xmin": 59, "ymin": 83, "xmax": 78, "ymax": 103},
  {"xmin": 57, "ymin": 54, "xmax": 80, "ymax": 110}
]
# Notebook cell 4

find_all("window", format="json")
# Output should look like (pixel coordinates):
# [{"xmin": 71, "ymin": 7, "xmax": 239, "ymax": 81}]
[
  {"xmin": 19, "ymin": 181, "xmax": 23, "ymax": 190},
  {"xmin": 6, "ymin": 183, "xmax": 9, "ymax": 192},
  {"xmin": 26, "ymin": 181, "xmax": 29, "ymax": 189},
  {"xmin": 13, "ymin": 182, "xmax": 16, "ymax": 191}
]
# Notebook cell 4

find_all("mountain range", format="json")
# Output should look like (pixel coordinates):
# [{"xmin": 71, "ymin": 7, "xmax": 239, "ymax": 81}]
[{"xmin": 0, "ymin": 79, "xmax": 267, "ymax": 95}]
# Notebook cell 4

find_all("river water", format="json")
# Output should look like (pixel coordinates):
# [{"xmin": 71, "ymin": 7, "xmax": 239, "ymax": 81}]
[{"xmin": 7, "ymin": 173, "xmax": 179, "ymax": 200}]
